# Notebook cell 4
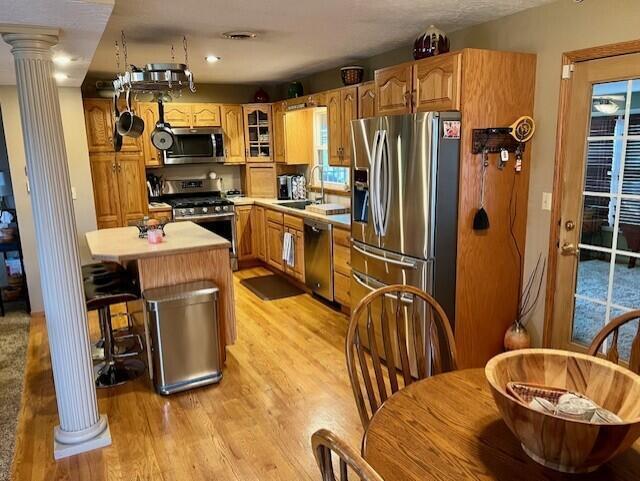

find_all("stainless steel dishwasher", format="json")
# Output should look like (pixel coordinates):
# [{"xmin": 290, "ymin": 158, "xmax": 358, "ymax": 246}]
[{"xmin": 304, "ymin": 218, "xmax": 334, "ymax": 301}]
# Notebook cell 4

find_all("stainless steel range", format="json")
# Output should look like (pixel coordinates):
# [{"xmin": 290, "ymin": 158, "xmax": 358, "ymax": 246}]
[{"xmin": 163, "ymin": 179, "xmax": 237, "ymax": 270}]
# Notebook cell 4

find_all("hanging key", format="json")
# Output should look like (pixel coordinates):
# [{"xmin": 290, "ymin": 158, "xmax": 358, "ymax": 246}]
[{"xmin": 498, "ymin": 148, "xmax": 509, "ymax": 170}]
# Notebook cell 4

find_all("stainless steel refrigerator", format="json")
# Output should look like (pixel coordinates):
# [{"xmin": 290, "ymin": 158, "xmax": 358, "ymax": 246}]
[{"xmin": 350, "ymin": 112, "xmax": 460, "ymax": 330}]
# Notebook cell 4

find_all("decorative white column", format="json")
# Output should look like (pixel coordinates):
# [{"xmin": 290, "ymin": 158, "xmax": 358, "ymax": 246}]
[{"xmin": 2, "ymin": 31, "xmax": 111, "ymax": 459}]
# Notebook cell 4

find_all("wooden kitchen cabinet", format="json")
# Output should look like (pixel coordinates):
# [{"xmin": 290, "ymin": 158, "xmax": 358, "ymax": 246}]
[
  {"xmin": 89, "ymin": 151, "xmax": 148, "ymax": 229},
  {"xmin": 272, "ymin": 101, "xmax": 287, "ymax": 163},
  {"xmin": 283, "ymin": 108, "xmax": 315, "ymax": 165},
  {"xmin": 163, "ymin": 103, "xmax": 192, "ymax": 127},
  {"xmin": 221, "ymin": 104, "xmax": 246, "ymax": 164},
  {"xmin": 340, "ymin": 87, "xmax": 357, "ymax": 166},
  {"xmin": 374, "ymin": 53, "xmax": 461, "ymax": 115},
  {"xmin": 358, "ymin": 81, "xmax": 376, "ymax": 118},
  {"xmin": 284, "ymin": 226, "xmax": 305, "ymax": 282},
  {"xmin": 332, "ymin": 227, "xmax": 351, "ymax": 307},
  {"xmin": 115, "ymin": 151, "xmax": 148, "ymax": 226},
  {"xmin": 375, "ymin": 62, "xmax": 413, "ymax": 115},
  {"xmin": 235, "ymin": 205, "xmax": 254, "ymax": 260},
  {"xmin": 266, "ymin": 219, "xmax": 284, "ymax": 270},
  {"xmin": 89, "ymin": 152, "xmax": 121, "ymax": 229},
  {"xmin": 245, "ymin": 163, "xmax": 277, "ymax": 198},
  {"xmin": 243, "ymin": 104, "xmax": 273, "ymax": 162},
  {"xmin": 326, "ymin": 89, "xmax": 343, "ymax": 166},
  {"xmin": 413, "ymin": 53, "xmax": 461, "ymax": 112},
  {"xmin": 252, "ymin": 206, "xmax": 266, "ymax": 261},
  {"xmin": 83, "ymin": 98, "xmax": 141, "ymax": 153},
  {"xmin": 327, "ymin": 87, "xmax": 357, "ymax": 167},
  {"xmin": 137, "ymin": 102, "xmax": 162, "ymax": 167},
  {"xmin": 192, "ymin": 104, "xmax": 221, "ymax": 127}
]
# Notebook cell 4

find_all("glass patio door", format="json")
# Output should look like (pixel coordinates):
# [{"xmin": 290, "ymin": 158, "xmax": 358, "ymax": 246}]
[{"xmin": 551, "ymin": 53, "xmax": 640, "ymax": 357}]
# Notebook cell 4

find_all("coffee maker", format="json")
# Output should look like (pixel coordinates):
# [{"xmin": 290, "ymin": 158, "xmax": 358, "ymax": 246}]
[{"xmin": 278, "ymin": 174, "xmax": 306, "ymax": 200}]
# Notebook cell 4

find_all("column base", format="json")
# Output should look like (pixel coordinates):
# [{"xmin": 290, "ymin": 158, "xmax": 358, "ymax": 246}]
[{"xmin": 53, "ymin": 415, "xmax": 111, "ymax": 460}]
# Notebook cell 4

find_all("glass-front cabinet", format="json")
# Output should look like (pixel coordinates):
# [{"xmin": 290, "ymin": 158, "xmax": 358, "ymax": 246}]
[{"xmin": 243, "ymin": 104, "xmax": 273, "ymax": 162}]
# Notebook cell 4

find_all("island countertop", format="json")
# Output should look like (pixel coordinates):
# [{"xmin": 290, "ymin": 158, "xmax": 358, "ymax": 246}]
[{"xmin": 86, "ymin": 221, "xmax": 231, "ymax": 263}]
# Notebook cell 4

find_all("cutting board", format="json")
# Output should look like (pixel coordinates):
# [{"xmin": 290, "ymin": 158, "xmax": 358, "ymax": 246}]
[{"xmin": 306, "ymin": 203, "xmax": 350, "ymax": 215}]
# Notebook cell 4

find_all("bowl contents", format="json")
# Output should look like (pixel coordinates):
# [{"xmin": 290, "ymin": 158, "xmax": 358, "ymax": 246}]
[{"xmin": 508, "ymin": 382, "xmax": 622, "ymax": 424}]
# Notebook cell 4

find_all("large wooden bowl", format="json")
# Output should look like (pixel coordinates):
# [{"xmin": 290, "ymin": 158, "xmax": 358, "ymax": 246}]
[{"xmin": 485, "ymin": 348, "xmax": 640, "ymax": 473}]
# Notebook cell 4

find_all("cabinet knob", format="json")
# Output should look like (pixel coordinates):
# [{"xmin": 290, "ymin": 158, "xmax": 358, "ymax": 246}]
[{"xmin": 112, "ymin": 162, "xmax": 117, "ymax": 172}]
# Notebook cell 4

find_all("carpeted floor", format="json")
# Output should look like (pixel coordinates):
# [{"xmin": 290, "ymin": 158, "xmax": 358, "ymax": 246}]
[{"xmin": 0, "ymin": 311, "xmax": 30, "ymax": 481}]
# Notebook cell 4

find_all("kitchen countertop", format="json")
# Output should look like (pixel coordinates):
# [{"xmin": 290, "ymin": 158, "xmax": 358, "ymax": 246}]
[
  {"xmin": 230, "ymin": 197, "xmax": 351, "ymax": 229},
  {"xmin": 86, "ymin": 221, "xmax": 231, "ymax": 263}
]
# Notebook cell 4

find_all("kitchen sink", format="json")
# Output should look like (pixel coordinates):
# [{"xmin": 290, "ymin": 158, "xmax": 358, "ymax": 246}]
[{"xmin": 279, "ymin": 200, "xmax": 314, "ymax": 210}]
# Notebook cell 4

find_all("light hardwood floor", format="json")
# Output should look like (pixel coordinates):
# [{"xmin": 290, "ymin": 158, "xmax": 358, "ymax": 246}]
[{"xmin": 11, "ymin": 267, "xmax": 363, "ymax": 481}]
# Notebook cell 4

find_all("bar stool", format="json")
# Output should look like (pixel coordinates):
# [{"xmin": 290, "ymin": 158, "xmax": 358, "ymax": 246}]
[
  {"xmin": 83, "ymin": 262, "xmax": 140, "ymax": 361},
  {"xmin": 85, "ymin": 270, "xmax": 145, "ymax": 388}
]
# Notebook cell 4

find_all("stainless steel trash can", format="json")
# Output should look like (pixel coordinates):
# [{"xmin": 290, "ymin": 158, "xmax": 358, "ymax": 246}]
[{"xmin": 144, "ymin": 280, "xmax": 222, "ymax": 395}]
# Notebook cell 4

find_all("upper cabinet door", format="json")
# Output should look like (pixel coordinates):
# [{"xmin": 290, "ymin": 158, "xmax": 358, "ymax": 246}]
[
  {"xmin": 243, "ymin": 104, "xmax": 273, "ymax": 162},
  {"xmin": 326, "ymin": 90, "xmax": 342, "ymax": 166},
  {"xmin": 340, "ymin": 87, "xmax": 357, "ymax": 167},
  {"xmin": 358, "ymin": 81, "xmax": 376, "ymax": 119},
  {"xmin": 221, "ymin": 104, "xmax": 246, "ymax": 164},
  {"xmin": 164, "ymin": 103, "xmax": 192, "ymax": 127},
  {"xmin": 192, "ymin": 104, "xmax": 221, "ymax": 127},
  {"xmin": 375, "ymin": 63, "xmax": 413, "ymax": 115},
  {"xmin": 116, "ymin": 151, "xmax": 148, "ymax": 225},
  {"xmin": 413, "ymin": 53, "xmax": 462, "ymax": 112},
  {"xmin": 138, "ymin": 102, "xmax": 162, "ymax": 167},
  {"xmin": 272, "ymin": 101, "xmax": 286, "ymax": 163},
  {"xmin": 84, "ymin": 99, "xmax": 114, "ymax": 153}
]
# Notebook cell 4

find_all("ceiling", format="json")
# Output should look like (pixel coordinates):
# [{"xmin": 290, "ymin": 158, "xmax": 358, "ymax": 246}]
[
  {"xmin": 88, "ymin": 0, "xmax": 554, "ymax": 85},
  {"xmin": 0, "ymin": 0, "xmax": 114, "ymax": 87}
]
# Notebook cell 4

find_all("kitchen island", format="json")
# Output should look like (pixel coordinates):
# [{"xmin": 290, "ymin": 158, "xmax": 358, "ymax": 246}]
[{"xmin": 85, "ymin": 221, "xmax": 236, "ymax": 363}]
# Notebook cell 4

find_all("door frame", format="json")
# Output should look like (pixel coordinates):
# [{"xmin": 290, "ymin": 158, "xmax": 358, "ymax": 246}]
[{"xmin": 543, "ymin": 39, "xmax": 640, "ymax": 346}]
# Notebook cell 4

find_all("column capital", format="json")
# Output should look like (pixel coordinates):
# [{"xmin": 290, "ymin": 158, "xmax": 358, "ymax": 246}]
[{"xmin": 2, "ymin": 33, "xmax": 58, "ymax": 59}]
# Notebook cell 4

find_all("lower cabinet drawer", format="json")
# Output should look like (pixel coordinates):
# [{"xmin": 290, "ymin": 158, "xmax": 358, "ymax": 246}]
[
  {"xmin": 334, "ymin": 271, "xmax": 351, "ymax": 306},
  {"xmin": 266, "ymin": 208, "xmax": 284, "ymax": 225}
]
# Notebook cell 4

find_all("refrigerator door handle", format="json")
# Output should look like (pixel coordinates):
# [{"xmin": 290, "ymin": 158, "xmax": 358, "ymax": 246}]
[
  {"xmin": 378, "ymin": 130, "xmax": 391, "ymax": 237},
  {"xmin": 369, "ymin": 130, "xmax": 381, "ymax": 236},
  {"xmin": 352, "ymin": 243, "xmax": 418, "ymax": 269},
  {"xmin": 352, "ymin": 271, "xmax": 414, "ymax": 304}
]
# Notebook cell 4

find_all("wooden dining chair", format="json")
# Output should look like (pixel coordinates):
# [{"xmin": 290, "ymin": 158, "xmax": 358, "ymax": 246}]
[
  {"xmin": 312, "ymin": 429, "xmax": 385, "ymax": 481},
  {"xmin": 346, "ymin": 284, "xmax": 457, "ymax": 429},
  {"xmin": 587, "ymin": 309, "xmax": 640, "ymax": 374}
]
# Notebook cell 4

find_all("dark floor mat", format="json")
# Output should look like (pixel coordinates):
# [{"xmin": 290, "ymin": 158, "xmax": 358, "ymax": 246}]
[{"xmin": 240, "ymin": 274, "xmax": 304, "ymax": 300}]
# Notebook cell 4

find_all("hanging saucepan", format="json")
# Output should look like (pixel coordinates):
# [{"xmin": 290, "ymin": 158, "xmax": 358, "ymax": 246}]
[
  {"xmin": 112, "ymin": 93, "xmax": 123, "ymax": 152},
  {"xmin": 151, "ymin": 99, "xmax": 174, "ymax": 151},
  {"xmin": 117, "ymin": 89, "xmax": 145, "ymax": 138}
]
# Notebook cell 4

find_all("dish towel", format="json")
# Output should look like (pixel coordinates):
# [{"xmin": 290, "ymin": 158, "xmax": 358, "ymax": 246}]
[{"xmin": 282, "ymin": 231, "xmax": 295, "ymax": 267}]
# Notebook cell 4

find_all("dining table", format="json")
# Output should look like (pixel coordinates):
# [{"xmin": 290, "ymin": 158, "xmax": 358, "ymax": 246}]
[{"xmin": 362, "ymin": 368, "xmax": 640, "ymax": 480}]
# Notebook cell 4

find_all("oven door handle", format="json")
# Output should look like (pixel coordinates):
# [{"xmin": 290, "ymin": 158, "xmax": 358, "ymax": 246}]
[{"xmin": 174, "ymin": 213, "xmax": 235, "ymax": 222}]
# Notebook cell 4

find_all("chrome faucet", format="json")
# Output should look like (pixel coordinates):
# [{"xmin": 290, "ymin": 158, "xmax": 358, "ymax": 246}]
[{"xmin": 309, "ymin": 164, "xmax": 325, "ymax": 204}]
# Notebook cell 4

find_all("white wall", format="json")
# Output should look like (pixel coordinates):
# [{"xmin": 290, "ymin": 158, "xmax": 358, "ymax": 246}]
[{"xmin": 0, "ymin": 86, "xmax": 96, "ymax": 313}]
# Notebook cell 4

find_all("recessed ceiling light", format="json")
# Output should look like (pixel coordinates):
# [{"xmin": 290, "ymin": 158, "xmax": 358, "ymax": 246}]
[
  {"xmin": 53, "ymin": 55, "xmax": 73, "ymax": 66},
  {"xmin": 54, "ymin": 72, "xmax": 69, "ymax": 81},
  {"xmin": 205, "ymin": 55, "xmax": 221, "ymax": 63},
  {"xmin": 221, "ymin": 31, "xmax": 257, "ymax": 40}
]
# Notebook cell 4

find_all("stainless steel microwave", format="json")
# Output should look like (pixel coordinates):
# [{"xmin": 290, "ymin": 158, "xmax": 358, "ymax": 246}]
[{"xmin": 162, "ymin": 127, "xmax": 225, "ymax": 164}]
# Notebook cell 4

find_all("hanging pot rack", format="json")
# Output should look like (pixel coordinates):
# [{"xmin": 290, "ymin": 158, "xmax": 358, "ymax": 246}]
[{"xmin": 112, "ymin": 32, "xmax": 196, "ymax": 95}]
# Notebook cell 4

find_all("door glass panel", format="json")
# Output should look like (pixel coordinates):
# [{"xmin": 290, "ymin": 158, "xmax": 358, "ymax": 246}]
[
  {"xmin": 571, "ymin": 79, "xmax": 640, "ymax": 348},
  {"xmin": 626, "ymin": 80, "xmax": 640, "ymax": 135},
  {"xmin": 611, "ymin": 253, "xmax": 640, "ymax": 308},
  {"xmin": 571, "ymin": 297, "xmax": 606, "ymax": 347},
  {"xmin": 580, "ymin": 195, "xmax": 616, "ymax": 248},
  {"xmin": 575, "ymin": 250, "xmax": 611, "ymax": 302}
]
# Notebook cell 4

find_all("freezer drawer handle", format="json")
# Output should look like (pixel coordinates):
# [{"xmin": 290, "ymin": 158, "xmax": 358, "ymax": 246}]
[
  {"xmin": 352, "ymin": 271, "xmax": 414, "ymax": 304},
  {"xmin": 352, "ymin": 243, "xmax": 417, "ymax": 269}
]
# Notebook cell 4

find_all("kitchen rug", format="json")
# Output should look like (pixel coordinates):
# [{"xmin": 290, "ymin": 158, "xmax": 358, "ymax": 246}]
[
  {"xmin": 240, "ymin": 274, "xmax": 304, "ymax": 300},
  {"xmin": 0, "ymin": 311, "xmax": 30, "ymax": 481}
]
